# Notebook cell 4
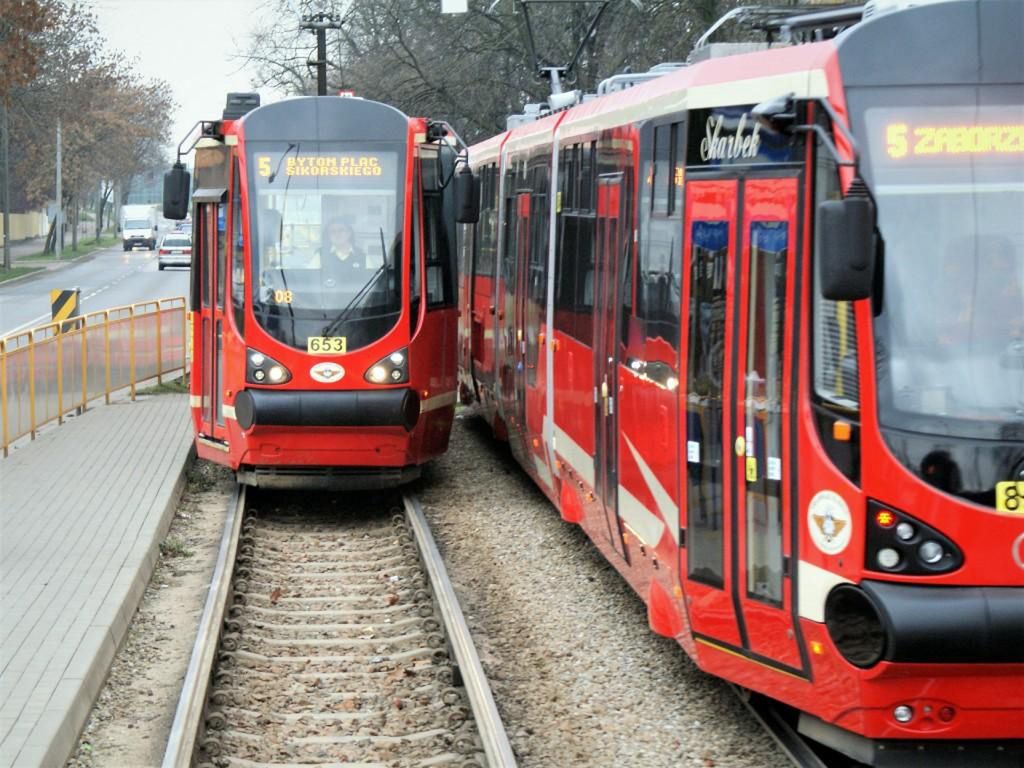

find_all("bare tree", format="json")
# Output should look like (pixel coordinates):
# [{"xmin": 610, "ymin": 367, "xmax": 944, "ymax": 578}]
[
  {"xmin": 6, "ymin": 1, "xmax": 174, "ymax": 254},
  {"xmin": 239, "ymin": 0, "xmax": 748, "ymax": 142},
  {"xmin": 0, "ymin": 0, "xmax": 51, "ymax": 268}
]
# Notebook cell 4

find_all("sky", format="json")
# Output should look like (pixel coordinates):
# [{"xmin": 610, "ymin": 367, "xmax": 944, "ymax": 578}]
[{"xmin": 88, "ymin": 0, "xmax": 291, "ymax": 158}]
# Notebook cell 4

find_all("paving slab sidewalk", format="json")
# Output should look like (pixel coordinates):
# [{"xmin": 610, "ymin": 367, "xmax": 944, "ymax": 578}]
[{"xmin": 0, "ymin": 394, "xmax": 193, "ymax": 767}]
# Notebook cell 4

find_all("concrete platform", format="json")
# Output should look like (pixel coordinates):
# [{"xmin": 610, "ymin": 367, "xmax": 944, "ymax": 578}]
[{"xmin": 0, "ymin": 394, "xmax": 193, "ymax": 767}]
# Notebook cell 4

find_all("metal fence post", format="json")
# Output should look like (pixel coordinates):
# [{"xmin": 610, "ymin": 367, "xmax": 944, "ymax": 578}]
[
  {"xmin": 129, "ymin": 305, "xmax": 136, "ymax": 400},
  {"xmin": 156, "ymin": 301, "xmax": 163, "ymax": 384},
  {"xmin": 56, "ymin": 330, "xmax": 64, "ymax": 425},
  {"xmin": 81, "ymin": 322, "xmax": 87, "ymax": 413},
  {"xmin": 1, "ymin": 341, "xmax": 9, "ymax": 457},
  {"xmin": 104, "ymin": 311, "xmax": 111, "ymax": 405},
  {"xmin": 28, "ymin": 331, "xmax": 36, "ymax": 439}
]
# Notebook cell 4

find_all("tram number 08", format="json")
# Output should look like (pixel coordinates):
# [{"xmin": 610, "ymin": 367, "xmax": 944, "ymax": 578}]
[
  {"xmin": 273, "ymin": 289, "xmax": 294, "ymax": 304},
  {"xmin": 307, "ymin": 336, "xmax": 347, "ymax": 355},
  {"xmin": 996, "ymin": 481, "xmax": 1024, "ymax": 514}
]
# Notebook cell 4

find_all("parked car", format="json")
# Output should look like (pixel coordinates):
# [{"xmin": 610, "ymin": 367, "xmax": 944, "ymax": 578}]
[{"xmin": 157, "ymin": 233, "xmax": 192, "ymax": 270}]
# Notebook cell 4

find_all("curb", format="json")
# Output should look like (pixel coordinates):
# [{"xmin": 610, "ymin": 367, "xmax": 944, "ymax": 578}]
[
  {"xmin": 2, "ymin": 242, "xmax": 119, "ymax": 289},
  {"xmin": 35, "ymin": 417, "xmax": 196, "ymax": 768}
]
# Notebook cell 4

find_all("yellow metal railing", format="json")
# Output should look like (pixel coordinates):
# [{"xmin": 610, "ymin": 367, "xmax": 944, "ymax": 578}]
[{"xmin": 1, "ymin": 296, "xmax": 188, "ymax": 456}]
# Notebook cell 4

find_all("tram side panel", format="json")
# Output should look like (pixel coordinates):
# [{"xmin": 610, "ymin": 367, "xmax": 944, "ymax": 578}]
[{"xmin": 460, "ymin": 1, "xmax": 1024, "ymax": 754}]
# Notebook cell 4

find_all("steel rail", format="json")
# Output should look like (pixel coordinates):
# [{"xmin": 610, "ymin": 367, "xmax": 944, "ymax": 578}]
[
  {"xmin": 403, "ymin": 493, "xmax": 518, "ymax": 768},
  {"xmin": 162, "ymin": 484, "xmax": 246, "ymax": 768},
  {"xmin": 732, "ymin": 685, "xmax": 833, "ymax": 768}
]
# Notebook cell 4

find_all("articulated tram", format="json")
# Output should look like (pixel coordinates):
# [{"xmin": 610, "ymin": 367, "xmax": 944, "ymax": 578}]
[
  {"xmin": 165, "ymin": 94, "xmax": 470, "ymax": 487},
  {"xmin": 459, "ymin": 0, "xmax": 1024, "ymax": 763}
]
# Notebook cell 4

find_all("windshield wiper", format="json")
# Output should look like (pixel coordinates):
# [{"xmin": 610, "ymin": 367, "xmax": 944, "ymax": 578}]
[
  {"xmin": 321, "ymin": 229, "xmax": 393, "ymax": 337},
  {"xmin": 268, "ymin": 143, "xmax": 297, "ymax": 184},
  {"xmin": 321, "ymin": 264, "xmax": 387, "ymax": 337}
]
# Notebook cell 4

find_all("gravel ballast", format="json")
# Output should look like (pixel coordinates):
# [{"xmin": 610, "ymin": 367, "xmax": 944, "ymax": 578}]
[
  {"xmin": 66, "ymin": 461, "xmax": 235, "ymax": 768},
  {"xmin": 412, "ymin": 414, "xmax": 786, "ymax": 767}
]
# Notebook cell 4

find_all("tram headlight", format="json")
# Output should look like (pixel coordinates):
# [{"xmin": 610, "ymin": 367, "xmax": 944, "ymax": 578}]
[
  {"xmin": 365, "ymin": 348, "xmax": 408, "ymax": 385},
  {"xmin": 865, "ymin": 501, "xmax": 962, "ymax": 576},
  {"xmin": 876, "ymin": 548, "xmax": 901, "ymax": 570},
  {"xmin": 918, "ymin": 540, "xmax": 944, "ymax": 564},
  {"xmin": 893, "ymin": 705, "xmax": 914, "ymax": 724},
  {"xmin": 246, "ymin": 348, "xmax": 291, "ymax": 385}
]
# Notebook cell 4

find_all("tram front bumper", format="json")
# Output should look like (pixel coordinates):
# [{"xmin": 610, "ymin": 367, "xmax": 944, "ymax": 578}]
[{"xmin": 234, "ymin": 388, "xmax": 420, "ymax": 432}]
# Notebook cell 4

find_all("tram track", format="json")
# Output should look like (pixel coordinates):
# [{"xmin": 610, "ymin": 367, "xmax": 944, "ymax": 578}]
[
  {"xmin": 733, "ymin": 686, "xmax": 869, "ymax": 768},
  {"xmin": 162, "ymin": 486, "xmax": 515, "ymax": 768}
]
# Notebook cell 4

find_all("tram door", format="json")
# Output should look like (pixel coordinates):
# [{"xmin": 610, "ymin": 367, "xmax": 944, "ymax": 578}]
[
  {"xmin": 508, "ymin": 192, "xmax": 532, "ymax": 449},
  {"xmin": 681, "ymin": 176, "xmax": 802, "ymax": 672},
  {"xmin": 594, "ymin": 175, "xmax": 627, "ymax": 559},
  {"xmin": 195, "ymin": 201, "xmax": 228, "ymax": 445}
]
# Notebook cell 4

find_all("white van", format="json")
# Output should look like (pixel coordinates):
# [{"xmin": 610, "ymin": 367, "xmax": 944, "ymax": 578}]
[{"xmin": 121, "ymin": 205, "xmax": 158, "ymax": 251}]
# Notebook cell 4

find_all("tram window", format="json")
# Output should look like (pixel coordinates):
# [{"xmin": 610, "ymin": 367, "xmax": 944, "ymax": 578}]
[
  {"xmin": 653, "ymin": 125, "xmax": 671, "ymax": 215},
  {"xmin": 745, "ymin": 221, "xmax": 787, "ymax": 605},
  {"xmin": 554, "ymin": 213, "xmax": 594, "ymax": 345},
  {"xmin": 580, "ymin": 142, "xmax": 596, "ymax": 212},
  {"xmin": 231, "ymin": 160, "xmax": 245, "ymax": 334},
  {"xmin": 813, "ymin": 140, "xmax": 860, "ymax": 409},
  {"xmin": 424, "ymin": 193, "xmax": 454, "ymax": 309},
  {"xmin": 216, "ymin": 204, "xmax": 226, "ymax": 310},
  {"xmin": 670, "ymin": 122, "xmax": 685, "ymax": 216},
  {"xmin": 686, "ymin": 219, "xmax": 729, "ymax": 588},
  {"xmin": 637, "ymin": 216, "xmax": 681, "ymax": 352},
  {"xmin": 560, "ymin": 147, "xmax": 575, "ymax": 210},
  {"xmin": 200, "ymin": 210, "xmax": 210, "ymax": 308},
  {"xmin": 410, "ymin": 165, "xmax": 421, "ymax": 331},
  {"xmin": 528, "ymin": 166, "xmax": 549, "ymax": 306},
  {"xmin": 473, "ymin": 164, "xmax": 497, "ymax": 280}
]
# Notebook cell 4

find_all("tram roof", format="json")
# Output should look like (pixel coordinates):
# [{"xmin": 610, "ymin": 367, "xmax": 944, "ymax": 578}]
[{"xmin": 471, "ymin": 38, "xmax": 837, "ymax": 159}]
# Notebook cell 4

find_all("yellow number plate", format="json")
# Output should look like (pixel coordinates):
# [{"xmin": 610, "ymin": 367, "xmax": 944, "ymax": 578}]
[
  {"xmin": 996, "ymin": 481, "xmax": 1024, "ymax": 514},
  {"xmin": 307, "ymin": 336, "xmax": 347, "ymax": 355}
]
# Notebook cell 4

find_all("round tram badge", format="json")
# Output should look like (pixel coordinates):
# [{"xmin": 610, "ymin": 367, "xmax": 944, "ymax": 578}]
[
  {"xmin": 807, "ymin": 490, "xmax": 852, "ymax": 555},
  {"xmin": 310, "ymin": 362, "xmax": 345, "ymax": 383}
]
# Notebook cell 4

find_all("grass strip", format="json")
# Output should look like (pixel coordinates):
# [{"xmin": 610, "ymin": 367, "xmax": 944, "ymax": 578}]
[
  {"xmin": 0, "ymin": 266, "xmax": 44, "ymax": 284},
  {"xmin": 15, "ymin": 234, "xmax": 120, "ymax": 262}
]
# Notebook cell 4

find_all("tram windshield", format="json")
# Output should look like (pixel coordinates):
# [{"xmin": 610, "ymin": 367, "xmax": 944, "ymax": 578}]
[
  {"xmin": 247, "ymin": 141, "xmax": 405, "ymax": 352},
  {"xmin": 858, "ymin": 97, "xmax": 1024, "ymax": 441}
]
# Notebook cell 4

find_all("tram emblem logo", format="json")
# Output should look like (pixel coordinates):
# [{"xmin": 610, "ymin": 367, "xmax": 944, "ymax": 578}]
[
  {"xmin": 700, "ymin": 114, "xmax": 762, "ymax": 162},
  {"xmin": 1013, "ymin": 532, "xmax": 1024, "ymax": 572},
  {"xmin": 807, "ymin": 490, "xmax": 852, "ymax": 555},
  {"xmin": 310, "ymin": 362, "xmax": 345, "ymax": 383}
]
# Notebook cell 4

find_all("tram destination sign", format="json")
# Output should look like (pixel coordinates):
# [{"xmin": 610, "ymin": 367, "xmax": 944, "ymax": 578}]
[
  {"xmin": 868, "ymin": 105, "xmax": 1024, "ymax": 166},
  {"xmin": 686, "ymin": 106, "xmax": 799, "ymax": 168},
  {"xmin": 249, "ymin": 148, "xmax": 399, "ymax": 189}
]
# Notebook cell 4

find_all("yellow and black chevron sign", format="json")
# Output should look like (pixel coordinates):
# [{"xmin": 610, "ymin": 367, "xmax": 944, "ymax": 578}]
[{"xmin": 50, "ymin": 288, "xmax": 80, "ymax": 324}]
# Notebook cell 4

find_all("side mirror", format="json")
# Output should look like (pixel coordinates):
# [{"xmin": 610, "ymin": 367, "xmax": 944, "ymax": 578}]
[
  {"xmin": 163, "ymin": 163, "xmax": 191, "ymax": 220},
  {"xmin": 817, "ymin": 195, "xmax": 876, "ymax": 301},
  {"xmin": 453, "ymin": 167, "xmax": 479, "ymax": 224}
]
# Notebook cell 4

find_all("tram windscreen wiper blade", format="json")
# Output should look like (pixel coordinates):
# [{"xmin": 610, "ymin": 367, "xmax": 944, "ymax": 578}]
[{"xmin": 321, "ymin": 231, "xmax": 392, "ymax": 337}]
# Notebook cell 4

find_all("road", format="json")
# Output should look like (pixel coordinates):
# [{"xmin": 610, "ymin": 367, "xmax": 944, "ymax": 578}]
[{"xmin": 0, "ymin": 245, "xmax": 189, "ymax": 337}]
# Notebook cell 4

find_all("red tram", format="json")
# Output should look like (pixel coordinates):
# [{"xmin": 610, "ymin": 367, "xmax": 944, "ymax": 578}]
[
  {"xmin": 164, "ymin": 94, "xmax": 470, "ymax": 487},
  {"xmin": 458, "ymin": 1, "xmax": 1024, "ymax": 763}
]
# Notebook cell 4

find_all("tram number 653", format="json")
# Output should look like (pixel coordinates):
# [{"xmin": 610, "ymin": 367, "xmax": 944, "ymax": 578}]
[{"xmin": 307, "ymin": 336, "xmax": 347, "ymax": 355}]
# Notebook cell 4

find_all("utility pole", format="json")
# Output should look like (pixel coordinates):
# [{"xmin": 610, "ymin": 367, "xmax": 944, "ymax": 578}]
[
  {"xmin": 300, "ymin": 13, "xmax": 343, "ymax": 96},
  {"xmin": 1, "ymin": 101, "xmax": 10, "ymax": 270},
  {"xmin": 55, "ymin": 117, "xmax": 62, "ymax": 260}
]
